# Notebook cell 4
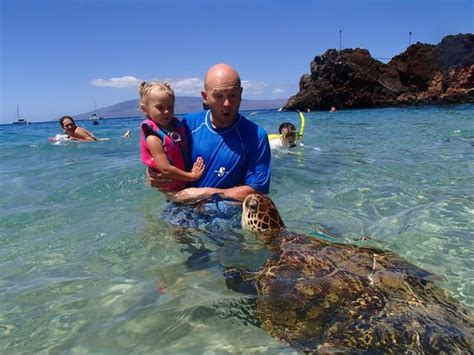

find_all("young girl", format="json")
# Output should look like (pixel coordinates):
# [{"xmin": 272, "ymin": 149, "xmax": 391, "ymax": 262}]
[{"xmin": 139, "ymin": 81, "xmax": 205, "ymax": 192}]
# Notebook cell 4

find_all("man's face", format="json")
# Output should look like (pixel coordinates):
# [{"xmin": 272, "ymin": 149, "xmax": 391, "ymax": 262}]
[
  {"xmin": 207, "ymin": 86, "xmax": 242, "ymax": 124},
  {"xmin": 202, "ymin": 71, "xmax": 242, "ymax": 129}
]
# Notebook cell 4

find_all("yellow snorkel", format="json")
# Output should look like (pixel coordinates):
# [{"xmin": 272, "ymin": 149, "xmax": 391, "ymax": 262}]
[{"xmin": 297, "ymin": 110, "xmax": 305, "ymax": 143}]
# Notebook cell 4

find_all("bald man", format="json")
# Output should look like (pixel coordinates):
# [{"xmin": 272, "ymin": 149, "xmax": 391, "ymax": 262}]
[{"xmin": 149, "ymin": 63, "xmax": 271, "ymax": 202}]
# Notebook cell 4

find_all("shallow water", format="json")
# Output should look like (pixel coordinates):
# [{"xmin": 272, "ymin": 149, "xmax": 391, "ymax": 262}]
[{"xmin": 1, "ymin": 105, "xmax": 473, "ymax": 353}]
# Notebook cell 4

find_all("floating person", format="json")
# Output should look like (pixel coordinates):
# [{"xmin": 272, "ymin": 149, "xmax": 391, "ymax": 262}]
[
  {"xmin": 48, "ymin": 116, "xmax": 109, "ymax": 143},
  {"xmin": 123, "ymin": 129, "xmax": 131, "ymax": 139},
  {"xmin": 139, "ymin": 81, "xmax": 205, "ymax": 193},
  {"xmin": 272, "ymin": 122, "xmax": 298, "ymax": 148},
  {"xmin": 268, "ymin": 110, "xmax": 305, "ymax": 149},
  {"xmin": 60, "ymin": 116, "xmax": 97, "ymax": 141},
  {"xmin": 330, "ymin": 106, "xmax": 337, "ymax": 112}
]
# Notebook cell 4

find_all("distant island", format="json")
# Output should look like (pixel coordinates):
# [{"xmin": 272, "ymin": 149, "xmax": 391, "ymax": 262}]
[
  {"xmin": 283, "ymin": 33, "xmax": 474, "ymax": 111},
  {"xmin": 76, "ymin": 97, "xmax": 286, "ymax": 119}
]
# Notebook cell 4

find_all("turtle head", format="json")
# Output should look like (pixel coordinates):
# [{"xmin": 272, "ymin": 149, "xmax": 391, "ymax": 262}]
[{"xmin": 241, "ymin": 194, "xmax": 285, "ymax": 233}]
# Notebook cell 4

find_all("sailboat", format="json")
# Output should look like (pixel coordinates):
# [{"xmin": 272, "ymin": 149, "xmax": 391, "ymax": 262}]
[
  {"xmin": 90, "ymin": 113, "xmax": 99, "ymax": 125},
  {"xmin": 12, "ymin": 105, "xmax": 29, "ymax": 125},
  {"xmin": 89, "ymin": 97, "xmax": 103, "ymax": 125}
]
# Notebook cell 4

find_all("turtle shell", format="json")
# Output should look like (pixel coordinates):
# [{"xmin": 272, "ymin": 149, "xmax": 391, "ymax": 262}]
[
  {"xmin": 232, "ymin": 194, "xmax": 474, "ymax": 353},
  {"xmin": 248, "ymin": 232, "xmax": 473, "ymax": 353}
]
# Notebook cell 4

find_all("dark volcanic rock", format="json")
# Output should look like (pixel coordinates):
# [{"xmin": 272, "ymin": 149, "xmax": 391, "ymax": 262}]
[{"xmin": 283, "ymin": 33, "xmax": 474, "ymax": 111}]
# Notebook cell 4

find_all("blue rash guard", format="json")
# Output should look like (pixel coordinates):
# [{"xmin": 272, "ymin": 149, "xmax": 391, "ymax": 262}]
[{"xmin": 182, "ymin": 110, "xmax": 271, "ymax": 193}]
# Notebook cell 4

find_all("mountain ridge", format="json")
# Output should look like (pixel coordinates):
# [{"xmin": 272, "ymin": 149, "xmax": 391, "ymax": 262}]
[{"xmin": 76, "ymin": 97, "xmax": 286, "ymax": 119}]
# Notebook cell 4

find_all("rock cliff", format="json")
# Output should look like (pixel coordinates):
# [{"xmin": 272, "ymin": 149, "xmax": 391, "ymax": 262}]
[{"xmin": 283, "ymin": 33, "xmax": 474, "ymax": 111}]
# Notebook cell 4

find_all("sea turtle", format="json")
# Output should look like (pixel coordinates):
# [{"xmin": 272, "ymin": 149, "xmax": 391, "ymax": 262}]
[{"xmin": 225, "ymin": 194, "xmax": 474, "ymax": 353}]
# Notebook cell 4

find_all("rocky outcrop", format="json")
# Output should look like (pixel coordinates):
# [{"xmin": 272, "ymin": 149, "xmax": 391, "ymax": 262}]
[{"xmin": 283, "ymin": 34, "xmax": 474, "ymax": 111}]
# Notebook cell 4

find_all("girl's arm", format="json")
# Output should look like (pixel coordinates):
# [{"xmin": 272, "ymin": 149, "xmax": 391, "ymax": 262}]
[{"xmin": 147, "ymin": 135, "xmax": 204, "ymax": 182}]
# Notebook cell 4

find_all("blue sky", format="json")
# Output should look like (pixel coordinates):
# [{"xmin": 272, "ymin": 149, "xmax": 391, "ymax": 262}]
[{"xmin": 1, "ymin": 0, "xmax": 473, "ymax": 122}]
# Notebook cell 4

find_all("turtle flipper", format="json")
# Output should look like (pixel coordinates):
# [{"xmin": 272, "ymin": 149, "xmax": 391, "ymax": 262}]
[{"xmin": 224, "ymin": 268, "xmax": 258, "ymax": 295}]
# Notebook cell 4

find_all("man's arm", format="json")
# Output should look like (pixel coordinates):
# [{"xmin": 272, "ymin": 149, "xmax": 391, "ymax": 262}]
[
  {"xmin": 172, "ymin": 185, "xmax": 257, "ymax": 203},
  {"xmin": 147, "ymin": 168, "xmax": 256, "ymax": 202}
]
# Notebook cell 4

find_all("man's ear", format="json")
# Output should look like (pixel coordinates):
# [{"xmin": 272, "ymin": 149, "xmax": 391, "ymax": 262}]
[{"xmin": 201, "ymin": 90, "xmax": 208, "ymax": 104}]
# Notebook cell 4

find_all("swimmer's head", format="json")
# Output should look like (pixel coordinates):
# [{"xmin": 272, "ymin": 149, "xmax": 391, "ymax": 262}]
[
  {"xmin": 278, "ymin": 122, "xmax": 298, "ymax": 147},
  {"xmin": 60, "ymin": 116, "xmax": 76, "ymax": 131}
]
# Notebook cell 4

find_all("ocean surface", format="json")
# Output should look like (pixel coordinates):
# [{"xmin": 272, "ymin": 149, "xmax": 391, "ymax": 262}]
[{"xmin": 1, "ymin": 105, "xmax": 473, "ymax": 353}]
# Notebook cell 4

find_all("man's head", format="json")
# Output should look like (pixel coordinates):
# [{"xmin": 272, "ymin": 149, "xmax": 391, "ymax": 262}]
[
  {"xmin": 278, "ymin": 122, "xmax": 298, "ymax": 147},
  {"xmin": 201, "ymin": 63, "xmax": 242, "ymax": 128}
]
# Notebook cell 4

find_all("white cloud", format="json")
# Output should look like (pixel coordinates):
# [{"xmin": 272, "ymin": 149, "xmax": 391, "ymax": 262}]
[
  {"xmin": 241, "ymin": 80, "xmax": 268, "ymax": 95},
  {"xmin": 89, "ymin": 76, "xmax": 280, "ymax": 98},
  {"xmin": 89, "ymin": 75, "xmax": 203, "ymax": 95},
  {"xmin": 90, "ymin": 76, "xmax": 143, "ymax": 88},
  {"xmin": 161, "ymin": 77, "xmax": 203, "ymax": 95}
]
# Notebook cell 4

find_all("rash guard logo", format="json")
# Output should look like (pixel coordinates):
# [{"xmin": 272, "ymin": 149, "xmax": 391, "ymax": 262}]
[{"xmin": 215, "ymin": 167, "xmax": 227, "ymax": 177}]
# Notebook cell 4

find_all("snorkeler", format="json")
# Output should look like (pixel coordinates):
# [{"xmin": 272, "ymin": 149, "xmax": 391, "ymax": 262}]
[{"xmin": 268, "ymin": 110, "xmax": 305, "ymax": 149}]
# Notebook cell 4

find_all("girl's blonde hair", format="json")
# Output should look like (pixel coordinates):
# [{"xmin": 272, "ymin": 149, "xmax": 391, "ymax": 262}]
[{"xmin": 139, "ymin": 81, "xmax": 175, "ymax": 107}]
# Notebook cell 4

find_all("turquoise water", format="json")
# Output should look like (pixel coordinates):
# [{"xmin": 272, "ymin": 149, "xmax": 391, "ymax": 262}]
[{"xmin": 1, "ymin": 105, "xmax": 473, "ymax": 353}]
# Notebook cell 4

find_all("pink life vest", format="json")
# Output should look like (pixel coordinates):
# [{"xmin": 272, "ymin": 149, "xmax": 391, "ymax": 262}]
[{"xmin": 140, "ymin": 117, "xmax": 190, "ymax": 191}]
